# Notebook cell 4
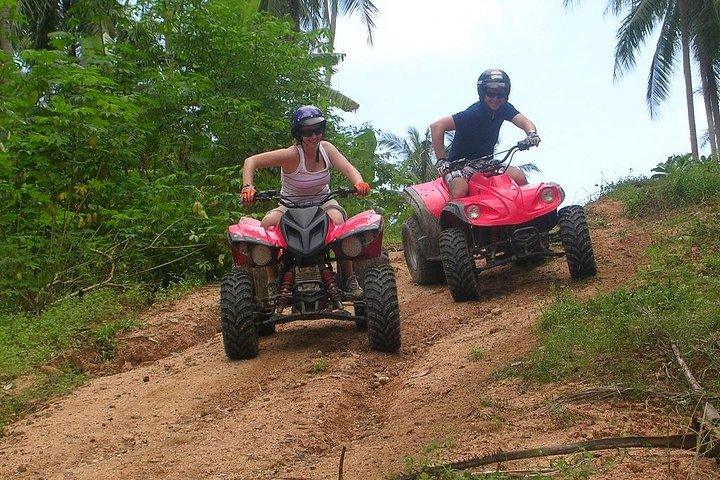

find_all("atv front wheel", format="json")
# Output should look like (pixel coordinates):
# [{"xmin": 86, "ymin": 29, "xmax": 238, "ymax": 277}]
[
  {"xmin": 364, "ymin": 265, "xmax": 401, "ymax": 352},
  {"xmin": 558, "ymin": 205, "xmax": 597, "ymax": 280},
  {"xmin": 402, "ymin": 215, "xmax": 445, "ymax": 285},
  {"xmin": 439, "ymin": 227, "xmax": 479, "ymax": 301},
  {"xmin": 220, "ymin": 268, "xmax": 259, "ymax": 359}
]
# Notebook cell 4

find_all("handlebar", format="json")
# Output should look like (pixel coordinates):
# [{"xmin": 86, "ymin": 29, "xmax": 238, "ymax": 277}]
[
  {"xmin": 447, "ymin": 139, "xmax": 534, "ymax": 175},
  {"xmin": 248, "ymin": 187, "xmax": 358, "ymax": 207}
]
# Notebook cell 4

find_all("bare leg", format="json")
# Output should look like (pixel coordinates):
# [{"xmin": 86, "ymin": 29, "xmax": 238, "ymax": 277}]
[
  {"xmin": 505, "ymin": 165, "xmax": 528, "ymax": 185},
  {"xmin": 448, "ymin": 177, "xmax": 469, "ymax": 199},
  {"xmin": 261, "ymin": 210, "xmax": 283, "ymax": 282}
]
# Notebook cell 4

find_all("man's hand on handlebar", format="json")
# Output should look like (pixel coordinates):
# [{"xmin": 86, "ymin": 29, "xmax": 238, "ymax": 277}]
[
  {"xmin": 518, "ymin": 132, "xmax": 541, "ymax": 151},
  {"xmin": 435, "ymin": 158, "xmax": 451, "ymax": 176}
]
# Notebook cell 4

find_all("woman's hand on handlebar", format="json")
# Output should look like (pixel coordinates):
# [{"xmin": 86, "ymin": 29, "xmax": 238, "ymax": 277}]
[
  {"xmin": 353, "ymin": 182, "xmax": 371, "ymax": 197},
  {"xmin": 241, "ymin": 184, "xmax": 256, "ymax": 204}
]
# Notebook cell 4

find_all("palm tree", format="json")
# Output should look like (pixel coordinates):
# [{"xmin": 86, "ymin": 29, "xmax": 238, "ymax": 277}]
[
  {"xmin": 259, "ymin": 0, "xmax": 377, "ymax": 110},
  {"xmin": 379, "ymin": 127, "xmax": 435, "ymax": 183},
  {"xmin": 691, "ymin": 0, "xmax": 720, "ymax": 155},
  {"xmin": 564, "ymin": 0, "xmax": 700, "ymax": 159},
  {"xmin": 1, "ymin": 5, "xmax": 13, "ymax": 59}
]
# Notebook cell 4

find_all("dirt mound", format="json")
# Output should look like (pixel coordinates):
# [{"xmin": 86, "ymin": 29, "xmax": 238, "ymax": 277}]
[{"xmin": 0, "ymin": 199, "xmax": 716, "ymax": 479}]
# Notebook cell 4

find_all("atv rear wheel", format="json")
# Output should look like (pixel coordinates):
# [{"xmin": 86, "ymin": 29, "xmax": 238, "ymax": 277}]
[
  {"xmin": 558, "ymin": 205, "xmax": 597, "ymax": 280},
  {"xmin": 439, "ymin": 227, "xmax": 479, "ymax": 301},
  {"xmin": 364, "ymin": 265, "xmax": 401, "ymax": 352},
  {"xmin": 402, "ymin": 215, "xmax": 445, "ymax": 285},
  {"xmin": 220, "ymin": 268, "xmax": 259, "ymax": 359}
]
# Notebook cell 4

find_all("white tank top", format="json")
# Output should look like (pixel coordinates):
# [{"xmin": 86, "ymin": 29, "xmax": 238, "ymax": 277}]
[{"xmin": 280, "ymin": 144, "xmax": 331, "ymax": 203}]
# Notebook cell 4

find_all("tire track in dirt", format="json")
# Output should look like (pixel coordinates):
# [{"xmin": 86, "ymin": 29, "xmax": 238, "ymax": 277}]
[{"xmin": 1, "ymin": 200, "xmax": 717, "ymax": 479}]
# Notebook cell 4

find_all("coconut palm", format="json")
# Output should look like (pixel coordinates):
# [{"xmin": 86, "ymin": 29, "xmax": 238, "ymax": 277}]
[
  {"xmin": 564, "ymin": 0, "xmax": 701, "ymax": 159},
  {"xmin": 259, "ymin": 0, "xmax": 377, "ymax": 111},
  {"xmin": 379, "ymin": 127, "xmax": 434, "ymax": 183}
]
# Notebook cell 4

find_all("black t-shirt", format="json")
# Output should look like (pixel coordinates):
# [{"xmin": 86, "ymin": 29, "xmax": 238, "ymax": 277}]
[{"xmin": 447, "ymin": 101, "xmax": 519, "ymax": 160}]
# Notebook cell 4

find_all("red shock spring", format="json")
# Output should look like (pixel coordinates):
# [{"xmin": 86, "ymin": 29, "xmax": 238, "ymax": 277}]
[
  {"xmin": 320, "ymin": 268, "xmax": 341, "ymax": 300},
  {"xmin": 278, "ymin": 270, "xmax": 295, "ymax": 308}
]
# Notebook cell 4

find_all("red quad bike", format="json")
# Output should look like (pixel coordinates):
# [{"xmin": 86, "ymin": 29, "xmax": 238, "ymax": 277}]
[
  {"xmin": 221, "ymin": 188, "xmax": 400, "ymax": 359},
  {"xmin": 402, "ymin": 140, "xmax": 597, "ymax": 301}
]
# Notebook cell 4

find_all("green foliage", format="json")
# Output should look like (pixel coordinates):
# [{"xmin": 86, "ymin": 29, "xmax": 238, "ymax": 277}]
[
  {"xmin": 526, "ymin": 213, "xmax": 720, "ymax": 395},
  {"xmin": 0, "ymin": 2, "xmax": 330, "ymax": 313},
  {"xmin": 0, "ymin": 288, "xmax": 145, "ymax": 381},
  {"xmin": 602, "ymin": 155, "xmax": 720, "ymax": 216}
]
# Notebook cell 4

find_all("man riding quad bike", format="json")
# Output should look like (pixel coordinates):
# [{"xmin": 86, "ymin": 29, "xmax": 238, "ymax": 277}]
[
  {"xmin": 221, "ymin": 188, "xmax": 401, "ymax": 359},
  {"xmin": 402, "ymin": 140, "xmax": 597, "ymax": 301}
]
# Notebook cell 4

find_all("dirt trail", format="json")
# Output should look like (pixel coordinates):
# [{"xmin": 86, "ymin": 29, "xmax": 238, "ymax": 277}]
[{"xmin": 1, "ymin": 200, "xmax": 717, "ymax": 479}]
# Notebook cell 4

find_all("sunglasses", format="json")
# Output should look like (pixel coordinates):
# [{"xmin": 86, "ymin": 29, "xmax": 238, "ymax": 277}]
[
  {"xmin": 301, "ymin": 126, "xmax": 325, "ymax": 137},
  {"xmin": 485, "ymin": 91, "xmax": 508, "ymax": 99}
]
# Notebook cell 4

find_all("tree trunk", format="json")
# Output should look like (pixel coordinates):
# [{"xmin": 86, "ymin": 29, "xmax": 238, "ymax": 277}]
[
  {"xmin": 698, "ymin": 47, "xmax": 718, "ymax": 156},
  {"xmin": 679, "ymin": 0, "xmax": 700, "ymax": 159},
  {"xmin": 1, "ymin": 6, "xmax": 13, "ymax": 57},
  {"xmin": 708, "ymin": 69, "xmax": 720, "ymax": 159},
  {"xmin": 324, "ymin": 0, "xmax": 338, "ymax": 85}
]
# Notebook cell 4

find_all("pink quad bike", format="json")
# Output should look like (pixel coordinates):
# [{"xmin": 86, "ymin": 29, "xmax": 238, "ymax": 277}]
[
  {"xmin": 221, "ymin": 187, "xmax": 400, "ymax": 359},
  {"xmin": 401, "ymin": 140, "xmax": 597, "ymax": 301}
]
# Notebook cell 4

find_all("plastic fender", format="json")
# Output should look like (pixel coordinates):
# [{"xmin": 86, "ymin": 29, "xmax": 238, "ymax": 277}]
[
  {"xmin": 448, "ymin": 175, "xmax": 562, "ymax": 227},
  {"xmin": 227, "ymin": 218, "xmax": 287, "ymax": 266},
  {"xmin": 327, "ymin": 210, "xmax": 383, "ymax": 243},
  {"xmin": 403, "ymin": 180, "xmax": 448, "ymax": 258},
  {"xmin": 405, "ymin": 178, "xmax": 450, "ymax": 218},
  {"xmin": 227, "ymin": 218, "xmax": 287, "ymax": 248}
]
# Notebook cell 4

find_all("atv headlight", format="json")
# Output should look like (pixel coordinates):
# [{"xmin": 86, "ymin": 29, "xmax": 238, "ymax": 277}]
[
  {"xmin": 465, "ymin": 204, "xmax": 481, "ymax": 220},
  {"xmin": 360, "ymin": 230, "xmax": 378, "ymax": 246},
  {"xmin": 250, "ymin": 244, "xmax": 274, "ymax": 266},
  {"xmin": 540, "ymin": 187, "xmax": 556, "ymax": 204},
  {"xmin": 340, "ymin": 235, "xmax": 363, "ymax": 258}
]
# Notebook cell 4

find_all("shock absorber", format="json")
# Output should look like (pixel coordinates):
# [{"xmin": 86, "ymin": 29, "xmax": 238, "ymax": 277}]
[
  {"xmin": 321, "ymin": 267, "xmax": 343, "ymax": 310},
  {"xmin": 278, "ymin": 270, "xmax": 295, "ymax": 311}
]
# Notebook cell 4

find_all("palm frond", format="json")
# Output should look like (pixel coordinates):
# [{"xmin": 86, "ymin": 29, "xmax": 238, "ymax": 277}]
[
  {"xmin": 326, "ymin": 85, "xmax": 359, "ymax": 111},
  {"xmin": 613, "ymin": 0, "xmax": 668, "ymax": 80},
  {"xmin": 646, "ymin": 3, "xmax": 679, "ymax": 118},
  {"xmin": 337, "ymin": 0, "xmax": 377, "ymax": 45},
  {"xmin": 378, "ymin": 132, "xmax": 410, "ymax": 156}
]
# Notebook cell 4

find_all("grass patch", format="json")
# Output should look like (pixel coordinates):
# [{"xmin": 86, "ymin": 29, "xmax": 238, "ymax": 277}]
[
  {"xmin": 153, "ymin": 274, "xmax": 206, "ymax": 302},
  {"xmin": 525, "ymin": 212, "xmax": 720, "ymax": 395},
  {"xmin": 602, "ymin": 157, "xmax": 720, "ymax": 216},
  {"xmin": 469, "ymin": 346, "xmax": 485, "ymax": 361},
  {"xmin": 309, "ymin": 357, "xmax": 329, "ymax": 375},
  {"xmin": 0, "ymin": 287, "xmax": 147, "ymax": 434}
]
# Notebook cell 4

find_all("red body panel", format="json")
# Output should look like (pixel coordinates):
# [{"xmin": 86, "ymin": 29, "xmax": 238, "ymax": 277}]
[
  {"xmin": 227, "ymin": 210, "xmax": 383, "ymax": 266},
  {"xmin": 407, "ymin": 172, "xmax": 562, "ymax": 227}
]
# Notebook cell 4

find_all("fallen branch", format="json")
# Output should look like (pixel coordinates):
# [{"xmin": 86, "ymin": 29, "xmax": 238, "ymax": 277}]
[
  {"xmin": 338, "ymin": 446, "xmax": 346, "ymax": 480},
  {"xmin": 395, "ymin": 434, "xmax": 698, "ymax": 480},
  {"xmin": 670, "ymin": 342, "xmax": 720, "ymax": 455}
]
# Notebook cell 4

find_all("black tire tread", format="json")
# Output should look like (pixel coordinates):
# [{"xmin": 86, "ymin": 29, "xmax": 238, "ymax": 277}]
[
  {"xmin": 558, "ymin": 205, "xmax": 597, "ymax": 280},
  {"xmin": 439, "ymin": 227, "xmax": 479, "ymax": 301},
  {"xmin": 220, "ymin": 269, "xmax": 259, "ymax": 359},
  {"xmin": 364, "ymin": 265, "xmax": 401, "ymax": 352}
]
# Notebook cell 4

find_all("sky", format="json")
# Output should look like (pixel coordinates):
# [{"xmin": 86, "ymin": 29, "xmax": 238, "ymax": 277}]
[{"xmin": 330, "ymin": 0, "xmax": 710, "ymax": 204}]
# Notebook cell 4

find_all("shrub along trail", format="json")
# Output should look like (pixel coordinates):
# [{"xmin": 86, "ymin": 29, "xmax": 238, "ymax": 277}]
[{"xmin": 0, "ymin": 199, "xmax": 716, "ymax": 479}]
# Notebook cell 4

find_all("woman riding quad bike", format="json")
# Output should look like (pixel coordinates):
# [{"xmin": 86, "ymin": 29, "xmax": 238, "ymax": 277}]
[
  {"xmin": 221, "ymin": 106, "xmax": 400, "ymax": 359},
  {"xmin": 402, "ymin": 139, "xmax": 597, "ymax": 301}
]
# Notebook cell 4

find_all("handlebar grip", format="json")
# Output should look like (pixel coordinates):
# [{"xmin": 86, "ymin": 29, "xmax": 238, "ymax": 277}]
[
  {"xmin": 338, "ymin": 187, "xmax": 357, "ymax": 197},
  {"xmin": 517, "ymin": 140, "xmax": 531, "ymax": 151}
]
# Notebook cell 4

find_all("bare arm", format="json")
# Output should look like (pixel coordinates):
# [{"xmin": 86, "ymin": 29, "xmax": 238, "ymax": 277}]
[
  {"xmin": 321, "ymin": 141, "xmax": 364, "ymax": 185},
  {"xmin": 511, "ymin": 113, "xmax": 537, "ymax": 134},
  {"xmin": 242, "ymin": 147, "xmax": 296, "ymax": 188},
  {"xmin": 430, "ymin": 116, "xmax": 456, "ymax": 160}
]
